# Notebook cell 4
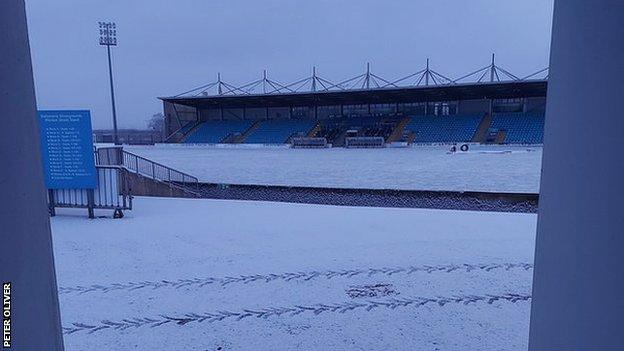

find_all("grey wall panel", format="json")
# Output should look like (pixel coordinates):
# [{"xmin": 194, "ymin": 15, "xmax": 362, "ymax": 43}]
[
  {"xmin": 529, "ymin": 1, "xmax": 624, "ymax": 350},
  {"xmin": 0, "ymin": 1, "xmax": 65, "ymax": 350}
]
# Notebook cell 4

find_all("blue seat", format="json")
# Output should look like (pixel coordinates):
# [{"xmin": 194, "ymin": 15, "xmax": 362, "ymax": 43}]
[
  {"xmin": 245, "ymin": 119, "xmax": 316, "ymax": 144},
  {"xmin": 404, "ymin": 114, "xmax": 483, "ymax": 142},
  {"xmin": 490, "ymin": 112, "xmax": 545, "ymax": 144},
  {"xmin": 184, "ymin": 120, "xmax": 253, "ymax": 143}
]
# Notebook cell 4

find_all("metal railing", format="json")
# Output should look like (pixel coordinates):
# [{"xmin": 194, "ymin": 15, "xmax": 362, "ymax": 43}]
[
  {"xmin": 48, "ymin": 165, "xmax": 132, "ymax": 218},
  {"xmin": 96, "ymin": 146, "xmax": 201, "ymax": 195}
]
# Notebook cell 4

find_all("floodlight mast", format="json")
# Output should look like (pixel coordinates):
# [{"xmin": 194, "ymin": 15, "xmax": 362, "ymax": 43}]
[{"xmin": 98, "ymin": 21, "xmax": 119, "ymax": 145}]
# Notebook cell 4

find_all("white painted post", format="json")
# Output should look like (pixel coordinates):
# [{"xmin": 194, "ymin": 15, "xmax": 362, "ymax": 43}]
[
  {"xmin": 0, "ymin": 1, "xmax": 65, "ymax": 350},
  {"xmin": 529, "ymin": 1, "xmax": 624, "ymax": 350}
]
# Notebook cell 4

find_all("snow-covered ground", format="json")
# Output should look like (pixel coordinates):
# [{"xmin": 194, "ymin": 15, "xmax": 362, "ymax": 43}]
[
  {"xmin": 53, "ymin": 197, "xmax": 536, "ymax": 350},
  {"xmin": 123, "ymin": 144, "xmax": 542, "ymax": 193}
]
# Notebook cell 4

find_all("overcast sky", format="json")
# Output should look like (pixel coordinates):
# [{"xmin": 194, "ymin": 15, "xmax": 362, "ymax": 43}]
[{"xmin": 26, "ymin": 0, "xmax": 554, "ymax": 129}]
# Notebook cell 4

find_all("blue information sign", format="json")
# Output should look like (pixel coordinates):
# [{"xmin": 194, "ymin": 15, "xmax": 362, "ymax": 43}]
[{"xmin": 38, "ymin": 110, "xmax": 97, "ymax": 189}]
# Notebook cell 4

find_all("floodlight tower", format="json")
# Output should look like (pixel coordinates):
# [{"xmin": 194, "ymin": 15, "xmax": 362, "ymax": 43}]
[{"xmin": 98, "ymin": 21, "xmax": 120, "ymax": 144}]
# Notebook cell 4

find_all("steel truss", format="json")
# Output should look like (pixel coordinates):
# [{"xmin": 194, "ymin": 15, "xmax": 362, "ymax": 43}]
[
  {"xmin": 173, "ymin": 54, "xmax": 548, "ymax": 97},
  {"xmin": 521, "ymin": 67, "xmax": 549, "ymax": 80},
  {"xmin": 388, "ymin": 59, "xmax": 454, "ymax": 87}
]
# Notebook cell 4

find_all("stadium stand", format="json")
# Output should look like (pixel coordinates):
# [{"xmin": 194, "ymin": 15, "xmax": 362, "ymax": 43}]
[
  {"xmin": 244, "ymin": 119, "xmax": 317, "ymax": 144},
  {"xmin": 179, "ymin": 112, "xmax": 544, "ymax": 145},
  {"xmin": 184, "ymin": 120, "xmax": 253, "ymax": 143},
  {"xmin": 489, "ymin": 112, "xmax": 545, "ymax": 144},
  {"xmin": 163, "ymin": 69, "xmax": 548, "ymax": 146},
  {"xmin": 404, "ymin": 114, "xmax": 483, "ymax": 143}
]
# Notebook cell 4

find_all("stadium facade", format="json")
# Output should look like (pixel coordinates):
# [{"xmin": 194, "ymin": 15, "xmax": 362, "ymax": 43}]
[{"xmin": 160, "ymin": 59, "xmax": 548, "ymax": 146}]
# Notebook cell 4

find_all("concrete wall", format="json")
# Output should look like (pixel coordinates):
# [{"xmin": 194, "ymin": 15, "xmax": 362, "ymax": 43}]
[{"xmin": 126, "ymin": 172, "xmax": 194, "ymax": 198}]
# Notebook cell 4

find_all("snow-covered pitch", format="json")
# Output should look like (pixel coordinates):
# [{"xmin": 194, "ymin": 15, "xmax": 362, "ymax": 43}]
[
  {"xmin": 124, "ymin": 144, "xmax": 542, "ymax": 193},
  {"xmin": 53, "ymin": 197, "xmax": 536, "ymax": 350}
]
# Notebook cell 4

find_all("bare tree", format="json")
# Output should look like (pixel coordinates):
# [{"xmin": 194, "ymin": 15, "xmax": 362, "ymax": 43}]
[{"xmin": 147, "ymin": 112, "xmax": 164, "ymax": 132}]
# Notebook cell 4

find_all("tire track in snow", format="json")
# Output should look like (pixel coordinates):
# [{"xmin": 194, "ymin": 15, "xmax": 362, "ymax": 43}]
[
  {"xmin": 58, "ymin": 262, "xmax": 533, "ymax": 295},
  {"xmin": 62, "ymin": 292, "xmax": 531, "ymax": 335}
]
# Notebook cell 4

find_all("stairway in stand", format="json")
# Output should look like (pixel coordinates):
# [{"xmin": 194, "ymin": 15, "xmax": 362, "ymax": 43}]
[
  {"xmin": 472, "ymin": 113, "xmax": 493, "ymax": 143},
  {"xmin": 386, "ymin": 117, "xmax": 411, "ymax": 143},
  {"xmin": 307, "ymin": 122, "xmax": 322, "ymax": 138},
  {"xmin": 234, "ymin": 120, "xmax": 262, "ymax": 143}
]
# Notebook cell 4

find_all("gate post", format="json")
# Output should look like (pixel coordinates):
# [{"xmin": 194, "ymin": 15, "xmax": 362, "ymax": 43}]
[
  {"xmin": 48, "ymin": 189, "xmax": 56, "ymax": 217},
  {"xmin": 87, "ymin": 189, "xmax": 95, "ymax": 219}
]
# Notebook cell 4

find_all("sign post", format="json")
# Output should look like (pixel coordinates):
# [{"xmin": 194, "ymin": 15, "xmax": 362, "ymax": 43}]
[{"xmin": 38, "ymin": 110, "xmax": 97, "ymax": 217}]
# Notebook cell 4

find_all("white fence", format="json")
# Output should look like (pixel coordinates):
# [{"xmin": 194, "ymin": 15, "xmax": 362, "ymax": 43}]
[
  {"xmin": 291, "ymin": 137, "xmax": 329, "ymax": 148},
  {"xmin": 345, "ymin": 137, "xmax": 385, "ymax": 148},
  {"xmin": 48, "ymin": 165, "xmax": 132, "ymax": 218}
]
